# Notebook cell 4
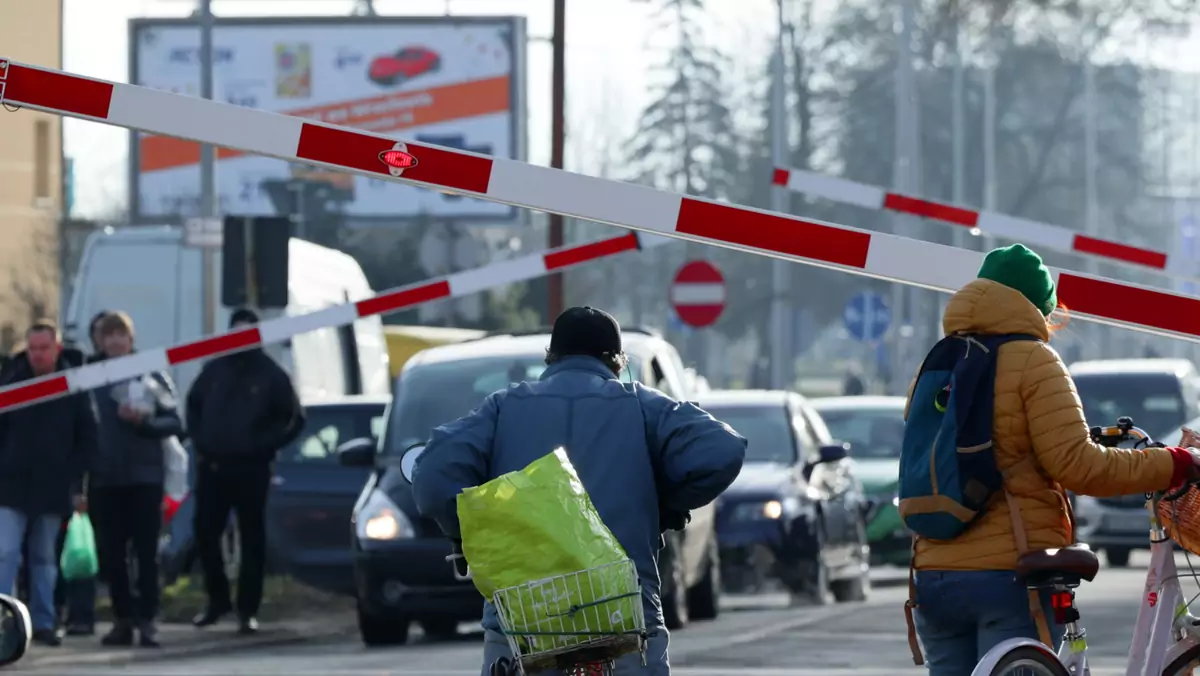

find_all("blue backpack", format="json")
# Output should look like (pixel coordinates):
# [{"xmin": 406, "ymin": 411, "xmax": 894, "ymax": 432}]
[{"xmin": 898, "ymin": 333, "xmax": 1041, "ymax": 541}]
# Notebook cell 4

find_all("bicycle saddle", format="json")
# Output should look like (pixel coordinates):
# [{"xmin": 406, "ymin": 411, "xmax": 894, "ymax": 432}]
[{"xmin": 1015, "ymin": 544, "xmax": 1100, "ymax": 586}]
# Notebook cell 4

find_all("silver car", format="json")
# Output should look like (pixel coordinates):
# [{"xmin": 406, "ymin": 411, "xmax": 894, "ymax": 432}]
[{"xmin": 1068, "ymin": 359, "xmax": 1200, "ymax": 567}]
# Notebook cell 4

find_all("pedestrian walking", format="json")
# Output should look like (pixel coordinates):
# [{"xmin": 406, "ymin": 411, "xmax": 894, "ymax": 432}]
[
  {"xmin": 87, "ymin": 311, "xmax": 183, "ymax": 648},
  {"xmin": 187, "ymin": 308, "xmax": 304, "ymax": 634},
  {"xmin": 0, "ymin": 320, "xmax": 97, "ymax": 647},
  {"xmin": 54, "ymin": 309, "xmax": 109, "ymax": 637}
]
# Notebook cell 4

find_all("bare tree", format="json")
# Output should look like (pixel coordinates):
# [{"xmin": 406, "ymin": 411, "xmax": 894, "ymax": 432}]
[{"xmin": 9, "ymin": 224, "xmax": 60, "ymax": 326}]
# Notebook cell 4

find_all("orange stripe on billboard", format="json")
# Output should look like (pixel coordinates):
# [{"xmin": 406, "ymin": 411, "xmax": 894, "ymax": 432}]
[{"xmin": 138, "ymin": 75, "xmax": 510, "ymax": 172}]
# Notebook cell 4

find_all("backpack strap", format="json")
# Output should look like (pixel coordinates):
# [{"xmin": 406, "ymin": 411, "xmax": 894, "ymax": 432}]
[
  {"xmin": 903, "ymin": 538, "xmax": 923, "ymax": 665},
  {"xmin": 1004, "ymin": 489, "xmax": 1054, "ymax": 648}
]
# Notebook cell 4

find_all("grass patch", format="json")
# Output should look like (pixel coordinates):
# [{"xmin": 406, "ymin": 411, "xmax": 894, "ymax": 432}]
[{"xmin": 94, "ymin": 576, "xmax": 355, "ymax": 624}]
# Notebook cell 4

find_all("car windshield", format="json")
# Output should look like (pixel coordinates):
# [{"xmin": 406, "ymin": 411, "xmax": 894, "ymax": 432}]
[
  {"xmin": 704, "ymin": 404, "xmax": 796, "ymax": 465},
  {"xmin": 814, "ymin": 405, "xmax": 906, "ymax": 460},
  {"xmin": 1073, "ymin": 373, "xmax": 1187, "ymax": 439},
  {"xmin": 382, "ymin": 352, "xmax": 644, "ymax": 456}
]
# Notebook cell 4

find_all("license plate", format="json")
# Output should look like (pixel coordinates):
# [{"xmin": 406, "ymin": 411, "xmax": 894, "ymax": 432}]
[{"xmin": 1106, "ymin": 512, "xmax": 1148, "ymax": 532}]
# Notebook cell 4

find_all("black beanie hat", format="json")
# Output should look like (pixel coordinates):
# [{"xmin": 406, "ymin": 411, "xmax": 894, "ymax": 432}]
[
  {"xmin": 229, "ymin": 307, "xmax": 260, "ymax": 328},
  {"xmin": 548, "ymin": 306, "xmax": 622, "ymax": 359}
]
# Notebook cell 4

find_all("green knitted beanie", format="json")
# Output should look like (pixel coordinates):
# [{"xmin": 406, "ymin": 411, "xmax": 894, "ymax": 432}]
[{"xmin": 977, "ymin": 244, "xmax": 1057, "ymax": 316}]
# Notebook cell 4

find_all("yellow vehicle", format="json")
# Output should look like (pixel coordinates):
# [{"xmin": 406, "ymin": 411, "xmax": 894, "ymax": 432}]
[{"xmin": 383, "ymin": 325, "xmax": 486, "ymax": 378}]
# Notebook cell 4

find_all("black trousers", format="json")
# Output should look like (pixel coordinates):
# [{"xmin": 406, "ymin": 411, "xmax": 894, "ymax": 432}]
[
  {"xmin": 193, "ymin": 460, "xmax": 270, "ymax": 617},
  {"xmin": 91, "ymin": 484, "xmax": 163, "ymax": 623}
]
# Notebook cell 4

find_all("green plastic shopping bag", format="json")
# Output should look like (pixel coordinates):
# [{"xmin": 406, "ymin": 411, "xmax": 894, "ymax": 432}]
[
  {"xmin": 457, "ymin": 449, "xmax": 640, "ymax": 653},
  {"xmin": 60, "ymin": 513, "xmax": 99, "ymax": 581}
]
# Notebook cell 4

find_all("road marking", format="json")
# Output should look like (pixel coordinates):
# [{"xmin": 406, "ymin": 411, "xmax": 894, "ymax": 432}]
[{"xmin": 672, "ymin": 604, "xmax": 864, "ymax": 659}]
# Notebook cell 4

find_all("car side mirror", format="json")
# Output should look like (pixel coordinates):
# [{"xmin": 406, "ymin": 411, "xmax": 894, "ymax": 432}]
[
  {"xmin": 817, "ymin": 442, "xmax": 850, "ymax": 464},
  {"xmin": 0, "ymin": 594, "xmax": 31, "ymax": 667},
  {"xmin": 399, "ymin": 442, "xmax": 427, "ymax": 484},
  {"xmin": 337, "ymin": 438, "xmax": 377, "ymax": 468}
]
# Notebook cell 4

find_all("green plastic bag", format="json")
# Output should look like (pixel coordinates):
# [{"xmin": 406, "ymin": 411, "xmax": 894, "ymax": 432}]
[
  {"xmin": 458, "ymin": 449, "xmax": 640, "ymax": 654},
  {"xmin": 60, "ymin": 513, "xmax": 98, "ymax": 581}
]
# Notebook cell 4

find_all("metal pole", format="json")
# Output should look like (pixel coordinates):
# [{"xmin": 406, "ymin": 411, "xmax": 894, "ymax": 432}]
[
  {"xmin": 1083, "ymin": 52, "xmax": 1101, "ymax": 358},
  {"xmin": 889, "ymin": 0, "xmax": 917, "ymax": 394},
  {"xmin": 982, "ymin": 33, "xmax": 997, "ymax": 242},
  {"xmin": 198, "ymin": 0, "xmax": 218, "ymax": 335},
  {"xmin": 951, "ymin": 21, "xmax": 966, "ymax": 236},
  {"xmin": 769, "ymin": 0, "xmax": 791, "ymax": 391},
  {"xmin": 546, "ymin": 0, "xmax": 566, "ymax": 321}
]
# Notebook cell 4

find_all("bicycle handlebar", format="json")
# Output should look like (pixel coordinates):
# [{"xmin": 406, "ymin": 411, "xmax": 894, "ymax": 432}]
[{"xmin": 1089, "ymin": 416, "xmax": 1197, "ymax": 502}]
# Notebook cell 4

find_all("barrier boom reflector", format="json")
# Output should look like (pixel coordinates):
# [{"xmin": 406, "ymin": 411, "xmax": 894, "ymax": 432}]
[
  {"xmin": 0, "ymin": 231, "xmax": 663, "ymax": 413},
  {"xmin": 772, "ymin": 166, "xmax": 1191, "ymax": 282},
  {"xmin": 3, "ymin": 61, "xmax": 1200, "ymax": 368}
]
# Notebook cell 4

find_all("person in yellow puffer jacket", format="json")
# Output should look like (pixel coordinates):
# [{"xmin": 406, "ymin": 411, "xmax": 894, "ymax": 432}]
[{"xmin": 907, "ymin": 244, "xmax": 1200, "ymax": 676}]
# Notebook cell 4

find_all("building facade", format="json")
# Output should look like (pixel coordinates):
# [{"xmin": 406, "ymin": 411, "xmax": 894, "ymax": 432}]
[{"xmin": 0, "ymin": 0, "xmax": 63, "ymax": 348}]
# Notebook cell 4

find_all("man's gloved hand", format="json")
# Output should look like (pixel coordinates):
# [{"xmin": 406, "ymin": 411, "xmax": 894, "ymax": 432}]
[{"xmin": 660, "ymin": 508, "xmax": 691, "ymax": 532}]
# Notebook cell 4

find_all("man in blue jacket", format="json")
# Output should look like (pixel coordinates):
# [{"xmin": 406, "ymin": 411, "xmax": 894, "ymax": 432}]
[{"xmin": 412, "ymin": 306, "xmax": 746, "ymax": 675}]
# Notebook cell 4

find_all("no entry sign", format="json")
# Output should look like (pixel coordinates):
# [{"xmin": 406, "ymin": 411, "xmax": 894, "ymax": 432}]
[{"xmin": 670, "ymin": 260, "xmax": 727, "ymax": 328}]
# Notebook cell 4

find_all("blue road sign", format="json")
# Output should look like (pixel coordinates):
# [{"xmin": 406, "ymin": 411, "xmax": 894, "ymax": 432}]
[{"xmin": 843, "ymin": 291, "xmax": 891, "ymax": 342}]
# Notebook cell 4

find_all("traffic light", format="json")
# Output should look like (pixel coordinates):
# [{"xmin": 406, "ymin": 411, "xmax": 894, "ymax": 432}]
[{"xmin": 221, "ymin": 216, "xmax": 291, "ymax": 309}]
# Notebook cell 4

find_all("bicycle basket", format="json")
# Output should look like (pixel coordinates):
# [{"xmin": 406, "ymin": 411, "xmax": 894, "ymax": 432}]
[
  {"xmin": 1158, "ymin": 486, "xmax": 1200, "ymax": 556},
  {"xmin": 492, "ymin": 559, "xmax": 645, "ymax": 674}
]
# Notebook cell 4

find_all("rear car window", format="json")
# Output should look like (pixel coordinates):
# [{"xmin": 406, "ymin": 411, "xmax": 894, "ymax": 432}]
[
  {"xmin": 1073, "ymin": 373, "xmax": 1188, "ymax": 439},
  {"xmin": 705, "ymin": 404, "xmax": 796, "ymax": 464},
  {"xmin": 814, "ymin": 406, "xmax": 906, "ymax": 460},
  {"xmin": 282, "ymin": 405, "xmax": 385, "ymax": 464}
]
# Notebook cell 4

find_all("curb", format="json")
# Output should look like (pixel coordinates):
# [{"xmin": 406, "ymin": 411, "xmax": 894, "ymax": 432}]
[
  {"xmin": 23, "ymin": 618, "xmax": 356, "ymax": 670},
  {"xmin": 870, "ymin": 576, "xmax": 908, "ymax": 589}
]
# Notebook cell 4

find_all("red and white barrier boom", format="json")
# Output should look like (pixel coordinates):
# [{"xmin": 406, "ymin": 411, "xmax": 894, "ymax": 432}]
[
  {"xmin": 2, "ymin": 57, "xmax": 1200, "ymax": 413},
  {"xmin": 772, "ymin": 165, "xmax": 1194, "ymax": 282}
]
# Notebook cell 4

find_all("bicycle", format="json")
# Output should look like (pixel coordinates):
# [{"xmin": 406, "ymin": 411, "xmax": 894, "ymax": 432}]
[
  {"xmin": 970, "ymin": 417, "xmax": 1200, "ymax": 676},
  {"xmin": 399, "ymin": 443, "xmax": 649, "ymax": 676}
]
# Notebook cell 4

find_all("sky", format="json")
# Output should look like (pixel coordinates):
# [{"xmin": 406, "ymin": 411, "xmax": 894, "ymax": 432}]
[{"xmin": 61, "ymin": 0, "xmax": 777, "ymax": 219}]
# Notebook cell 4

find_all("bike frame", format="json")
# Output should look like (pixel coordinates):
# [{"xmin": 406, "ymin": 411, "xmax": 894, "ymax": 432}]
[{"xmin": 972, "ymin": 508, "xmax": 1200, "ymax": 676}]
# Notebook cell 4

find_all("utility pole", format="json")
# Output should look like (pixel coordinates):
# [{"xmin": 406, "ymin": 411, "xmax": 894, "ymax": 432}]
[
  {"xmin": 889, "ymin": 0, "xmax": 918, "ymax": 394},
  {"xmin": 769, "ymin": 0, "xmax": 791, "ymax": 390},
  {"xmin": 546, "ymin": 0, "xmax": 566, "ymax": 321},
  {"xmin": 198, "ymin": 0, "xmax": 217, "ymax": 336}
]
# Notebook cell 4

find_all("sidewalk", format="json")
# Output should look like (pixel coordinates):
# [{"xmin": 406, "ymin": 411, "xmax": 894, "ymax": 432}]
[{"xmin": 20, "ymin": 613, "xmax": 357, "ymax": 670}]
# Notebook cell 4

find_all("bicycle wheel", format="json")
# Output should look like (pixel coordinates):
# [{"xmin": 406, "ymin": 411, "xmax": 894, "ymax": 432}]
[
  {"xmin": 1163, "ymin": 643, "xmax": 1200, "ymax": 675},
  {"xmin": 983, "ymin": 646, "xmax": 1070, "ymax": 676}
]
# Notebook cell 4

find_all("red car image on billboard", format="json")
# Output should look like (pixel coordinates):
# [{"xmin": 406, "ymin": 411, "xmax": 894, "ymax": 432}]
[{"xmin": 367, "ymin": 47, "xmax": 441, "ymax": 87}]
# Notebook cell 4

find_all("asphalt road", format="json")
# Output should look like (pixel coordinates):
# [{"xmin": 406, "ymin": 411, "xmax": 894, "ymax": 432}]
[{"xmin": 20, "ymin": 553, "xmax": 1200, "ymax": 675}]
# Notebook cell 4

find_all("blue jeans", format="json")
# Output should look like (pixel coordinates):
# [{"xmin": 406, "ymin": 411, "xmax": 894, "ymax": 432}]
[
  {"xmin": 915, "ymin": 570, "xmax": 1065, "ymax": 676},
  {"xmin": 0, "ymin": 508, "xmax": 61, "ymax": 631},
  {"xmin": 481, "ymin": 628, "xmax": 670, "ymax": 675}
]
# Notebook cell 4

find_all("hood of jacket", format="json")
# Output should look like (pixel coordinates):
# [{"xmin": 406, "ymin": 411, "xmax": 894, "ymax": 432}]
[{"xmin": 942, "ymin": 278, "xmax": 1051, "ymax": 341}]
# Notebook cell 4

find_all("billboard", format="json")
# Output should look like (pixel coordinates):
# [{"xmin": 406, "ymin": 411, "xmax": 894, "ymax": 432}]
[{"xmin": 129, "ymin": 16, "xmax": 527, "ymax": 223}]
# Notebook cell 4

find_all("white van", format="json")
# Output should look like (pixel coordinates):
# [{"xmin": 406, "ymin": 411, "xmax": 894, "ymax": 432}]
[{"xmin": 64, "ymin": 226, "xmax": 391, "ymax": 404}]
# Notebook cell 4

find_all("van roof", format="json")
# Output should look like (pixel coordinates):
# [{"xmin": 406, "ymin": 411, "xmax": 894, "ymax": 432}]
[
  {"xmin": 403, "ymin": 330, "xmax": 664, "ymax": 369},
  {"xmin": 699, "ymin": 389, "xmax": 793, "ymax": 406},
  {"xmin": 1068, "ymin": 359, "xmax": 1195, "ymax": 378},
  {"xmin": 809, "ymin": 395, "xmax": 907, "ymax": 411}
]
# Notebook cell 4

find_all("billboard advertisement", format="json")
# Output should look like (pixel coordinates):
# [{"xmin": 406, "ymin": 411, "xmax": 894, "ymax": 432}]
[{"xmin": 129, "ymin": 16, "xmax": 526, "ymax": 223}]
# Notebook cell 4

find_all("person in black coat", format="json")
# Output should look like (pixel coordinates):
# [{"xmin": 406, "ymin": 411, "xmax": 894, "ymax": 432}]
[
  {"xmin": 0, "ymin": 320, "xmax": 97, "ymax": 647},
  {"xmin": 187, "ymin": 308, "xmax": 304, "ymax": 634}
]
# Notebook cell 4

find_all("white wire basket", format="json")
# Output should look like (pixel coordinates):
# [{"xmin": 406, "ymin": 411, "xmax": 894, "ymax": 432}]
[{"xmin": 491, "ymin": 559, "xmax": 646, "ymax": 675}]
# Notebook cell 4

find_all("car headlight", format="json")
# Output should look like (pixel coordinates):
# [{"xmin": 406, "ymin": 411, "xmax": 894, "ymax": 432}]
[
  {"xmin": 731, "ymin": 497, "xmax": 811, "ymax": 521},
  {"xmin": 355, "ymin": 490, "xmax": 415, "ymax": 541}
]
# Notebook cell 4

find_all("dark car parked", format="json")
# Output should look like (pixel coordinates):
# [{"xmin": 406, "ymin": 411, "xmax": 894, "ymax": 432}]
[
  {"xmin": 702, "ymin": 390, "xmax": 872, "ymax": 603},
  {"xmin": 159, "ymin": 396, "xmax": 389, "ymax": 594}
]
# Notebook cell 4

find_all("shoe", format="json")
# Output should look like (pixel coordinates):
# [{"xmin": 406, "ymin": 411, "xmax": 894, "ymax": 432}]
[
  {"xmin": 137, "ymin": 622, "xmax": 160, "ymax": 648},
  {"xmin": 31, "ymin": 629, "xmax": 61, "ymax": 647},
  {"xmin": 65, "ymin": 623, "xmax": 95, "ymax": 636},
  {"xmin": 237, "ymin": 616, "xmax": 259, "ymax": 635},
  {"xmin": 192, "ymin": 603, "xmax": 232, "ymax": 628},
  {"xmin": 101, "ymin": 623, "xmax": 134, "ymax": 647}
]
